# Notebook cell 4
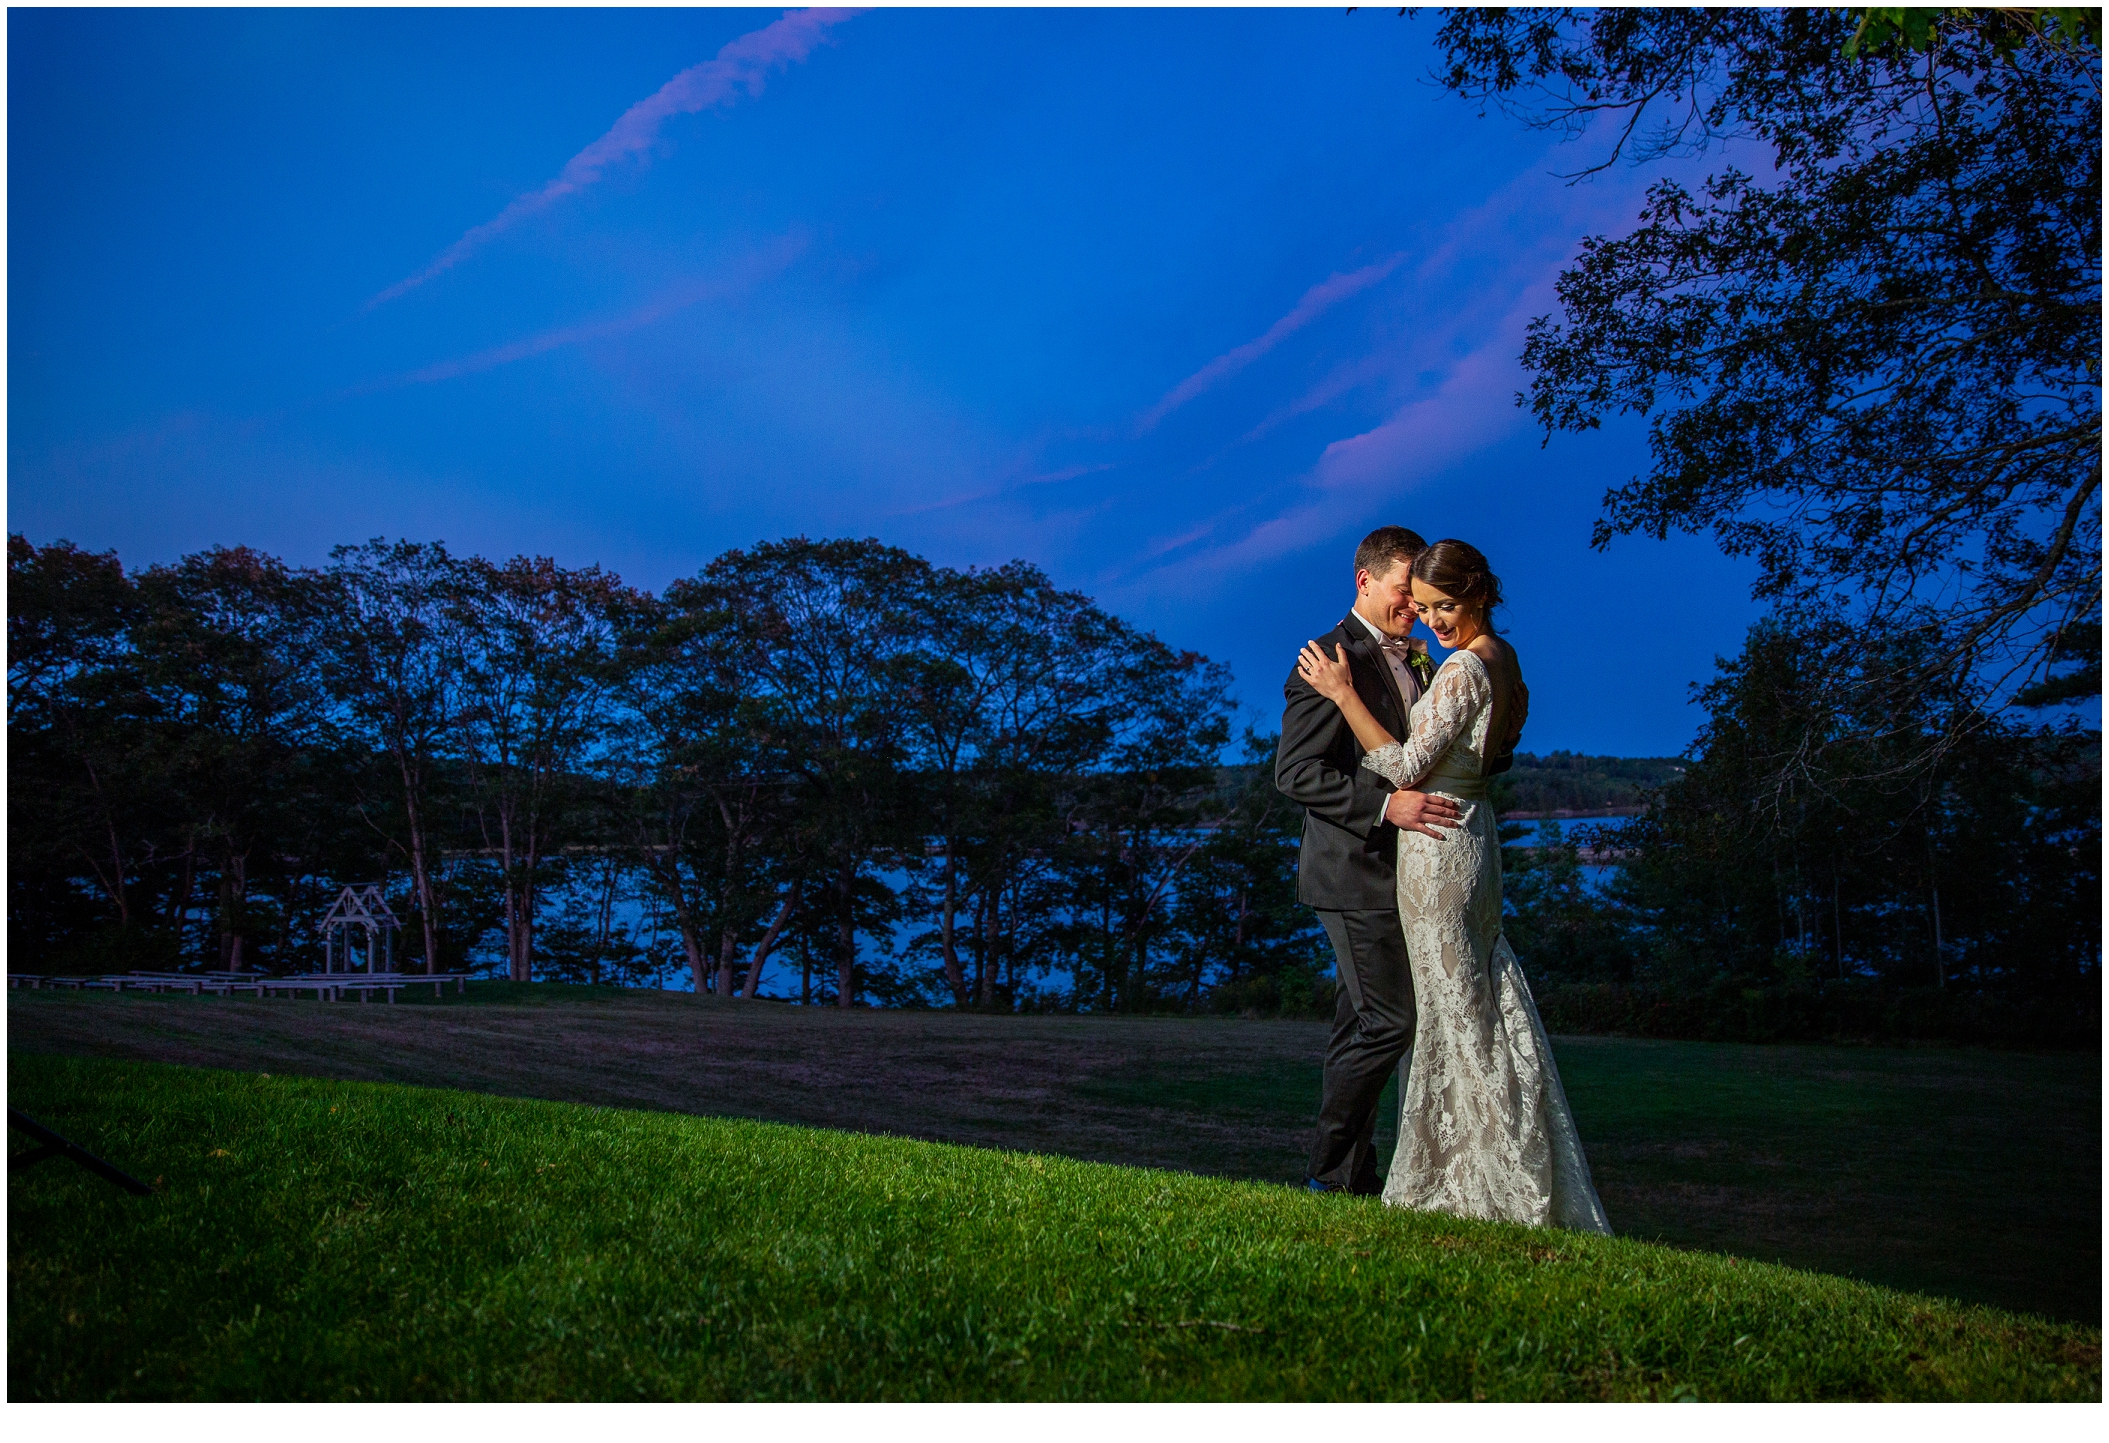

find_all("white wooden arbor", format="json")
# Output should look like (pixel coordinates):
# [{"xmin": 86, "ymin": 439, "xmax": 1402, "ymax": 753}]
[{"xmin": 318, "ymin": 885, "xmax": 401, "ymax": 974}]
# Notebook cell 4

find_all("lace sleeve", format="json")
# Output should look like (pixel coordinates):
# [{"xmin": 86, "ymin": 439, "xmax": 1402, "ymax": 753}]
[{"xmin": 1360, "ymin": 657, "xmax": 1489, "ymax": 788}]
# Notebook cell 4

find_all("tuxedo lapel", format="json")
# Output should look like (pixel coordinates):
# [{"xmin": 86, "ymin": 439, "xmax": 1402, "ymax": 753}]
[{"xmin": 1337, "ymin": 615, "xmax": 1408, "ymax": 739}]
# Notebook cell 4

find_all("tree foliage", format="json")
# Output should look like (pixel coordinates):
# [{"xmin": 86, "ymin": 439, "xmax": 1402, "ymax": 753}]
[
  {"xmin": 1511, "ymin": 620, "xmax": 2100, "ymax": 1046},
  {"xmin": 1434, "ymin": 6, "xmax": 2101, "ymax": 785},
  {"xmin": 7, "ymin": 532, "xmax": 1321, "ymax": 1013}
]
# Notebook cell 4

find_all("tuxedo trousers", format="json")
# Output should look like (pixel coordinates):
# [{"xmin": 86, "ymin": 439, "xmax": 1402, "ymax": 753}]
[{"xmin": 1306, "ymin": 906, "xmax": 1416, "ymax": 1194}]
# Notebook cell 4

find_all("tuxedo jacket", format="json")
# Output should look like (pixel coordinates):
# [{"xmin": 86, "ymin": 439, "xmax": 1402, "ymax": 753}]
[{"xmin": 1274, "ymin": 614, "xmax": 1514, "ymax": 912}]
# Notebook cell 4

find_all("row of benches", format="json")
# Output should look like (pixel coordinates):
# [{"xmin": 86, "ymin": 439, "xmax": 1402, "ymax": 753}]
[{"xmin": 8, "ymin": 969, "xmax": 474, "ymax": 1003}]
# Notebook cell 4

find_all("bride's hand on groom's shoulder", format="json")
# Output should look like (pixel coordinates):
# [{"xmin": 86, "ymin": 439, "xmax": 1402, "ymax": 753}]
[{"xmin": 1297, "ymin": 641, "xmax": 1355, "ymax": 703}]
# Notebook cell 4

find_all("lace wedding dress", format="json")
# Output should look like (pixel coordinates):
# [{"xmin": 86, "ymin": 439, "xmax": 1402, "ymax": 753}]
[{"xmin": 1361, "ymin": 650, "xmax": 1613, "ymax": 1234}]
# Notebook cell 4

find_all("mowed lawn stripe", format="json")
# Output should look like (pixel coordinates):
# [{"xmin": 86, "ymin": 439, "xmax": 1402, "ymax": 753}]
[{"xmin": 8, "ymin": 1055, "xmax": 2099, "ymax": 1401}]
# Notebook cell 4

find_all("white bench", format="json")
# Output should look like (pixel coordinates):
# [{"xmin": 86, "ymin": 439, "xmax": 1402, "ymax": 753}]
[
  {"xmin": 115, "ymin": 972, "xmax": 272, "ymax": 996},
  {"xmin": 271, "ymin": 971, "xmax": 473, "ymax": 1002},
  {"xmin": 10, "ymin": 969, "xmax": 472, "ymax": 1001}
]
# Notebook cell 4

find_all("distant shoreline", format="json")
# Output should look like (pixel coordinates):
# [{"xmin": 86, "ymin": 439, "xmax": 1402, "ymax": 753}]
[{"xmin": 1500, "ymin": 806, "xmax": 1645, "ymax": 820}]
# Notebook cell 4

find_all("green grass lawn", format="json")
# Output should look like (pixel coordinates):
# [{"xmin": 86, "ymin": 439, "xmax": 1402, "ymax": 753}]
[
  {"xmin": 8, "ymin": 1053, "xmax": 2099, "ymax": 1401},
  {"xmin": 1131, "ymin": 1037, "xmax": 2107, "ymax": 1324},
  {"xmin": 1550, "ymin": 1036, "xmax": 2102, "ymax": 1323},
  {"xmin": 10, "ymin": 987, "xmax": 2099, "ymax": 1323}
]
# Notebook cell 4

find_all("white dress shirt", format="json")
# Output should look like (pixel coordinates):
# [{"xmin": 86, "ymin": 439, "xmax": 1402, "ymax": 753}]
[
  {"xmin": 1347, "ymin": 608, "xmax": 1427, "ymax": 816},
  {"xmin": 1349, "ymin": 608, "xmax": 1424, "ymax": 710}
]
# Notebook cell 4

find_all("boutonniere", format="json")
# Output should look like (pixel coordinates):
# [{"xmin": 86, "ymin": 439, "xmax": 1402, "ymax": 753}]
[{"xmin": 1406, "ymin": 644, "xmax": 1435, "ymax": 687}]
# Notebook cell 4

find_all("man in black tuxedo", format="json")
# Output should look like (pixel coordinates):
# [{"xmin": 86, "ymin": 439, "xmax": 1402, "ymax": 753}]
[{"xmin": 1276, "ymin": 524, "xmax": 1497, "ymax": 1195}]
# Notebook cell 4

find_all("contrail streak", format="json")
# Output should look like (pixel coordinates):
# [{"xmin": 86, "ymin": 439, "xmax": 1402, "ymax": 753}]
[
  {"xmin": 387, "ymin": 233, "xmax": 809, "ymax": 388},
  {"xmin": 369, "ymin": 8, "xmax": 861, "ymax": 308},
  {"xmin": 1137, "ymin": 254, "xmax": 1403, "ymax": 431}
]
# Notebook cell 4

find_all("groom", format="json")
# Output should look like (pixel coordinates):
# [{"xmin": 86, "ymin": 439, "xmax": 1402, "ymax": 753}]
[{"xmin": 1276, "ymin": 525, "xmax": 1493, "ymax": 1195}]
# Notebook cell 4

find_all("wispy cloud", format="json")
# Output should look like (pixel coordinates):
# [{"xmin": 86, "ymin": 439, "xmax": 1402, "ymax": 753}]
[
  {"xmin": 369, "ymin": 233, "xmax": 809, "ymax": 388},
  {"xmin": 1306, "ymin": 324, "xmax": 1524, "ymax": 497},
  {"xmin": 369, "ymin": 8, "xmax": 860, "ymax": 308},
  {"xmin": 1239, "ymin": 351, "xmax": 1395, "ymax": 443},
  {"xmin": 1234, "ymin": 163, "xmax": 1648, "ymax": 448},
  {"xmin": 890, "ymin": 462, "xmax": 1112, "ymax": 518},
  {"xmin": 1160, "ymin": 288, "xmax": 1565, "ymax": 581},
  {"xmin": 1124, "ymin": 157, "xmax": 1672, "ymax": 587},
  {"xmin": 1137, "ymin": 253, "xmax": 1405, "ymax": 432}
]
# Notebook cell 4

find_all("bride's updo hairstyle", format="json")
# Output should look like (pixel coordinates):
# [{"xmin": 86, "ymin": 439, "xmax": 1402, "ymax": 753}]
[{"xmin": 1410, "ymin": 539, "xmax": 1502, "ymax": 626}]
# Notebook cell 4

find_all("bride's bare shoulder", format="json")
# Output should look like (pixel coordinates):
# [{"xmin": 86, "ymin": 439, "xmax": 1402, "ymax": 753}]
[
  {"xmin": 1466, "ymin": 634, "xmax": 1523, "ymax": 686},
  {"xmin": 1464, "ymin": 633, "xmax": 1515, "ymax": 665}
]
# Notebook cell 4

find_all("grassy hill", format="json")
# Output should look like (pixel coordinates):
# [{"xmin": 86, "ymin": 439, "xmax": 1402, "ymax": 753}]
[
  {"xmin": 8, "ymin": 1054, "xmax": 2097, "ymax": 1401},
  {"xmin": 10, "ymin": 985, "xmax": 2098, "ymax": 1323}
]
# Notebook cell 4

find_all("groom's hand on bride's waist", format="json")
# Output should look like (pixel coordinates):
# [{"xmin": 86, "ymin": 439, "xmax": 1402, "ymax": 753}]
[{"xmin": 1386, "ymin": 789, "xmax": 1461, "ymax": 838}]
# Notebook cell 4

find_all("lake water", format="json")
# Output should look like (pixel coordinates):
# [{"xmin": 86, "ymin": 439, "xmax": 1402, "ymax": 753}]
[
  {"xmin": 1501, "ymin": 813, "xmax": 1634, "ymax": 892},
  {"xmin": 455, "ymin": 813, "xmax": 1640, "ymax": 995}
]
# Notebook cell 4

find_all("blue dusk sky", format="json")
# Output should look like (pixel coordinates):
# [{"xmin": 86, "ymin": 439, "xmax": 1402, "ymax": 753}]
[{"xmin": 7, "ymin": 6, "xmax": 1765, "ymax": 757}]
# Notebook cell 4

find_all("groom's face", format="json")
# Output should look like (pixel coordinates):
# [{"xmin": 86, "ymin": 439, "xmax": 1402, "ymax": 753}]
[{"xmin": 1354, "ymin": 559, "xmax": 1420, "ymax": 638}]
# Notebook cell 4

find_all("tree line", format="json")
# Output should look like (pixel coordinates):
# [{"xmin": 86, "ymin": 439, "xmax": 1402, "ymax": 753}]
[
  {"xmin": 1505, "ymin": 624, "xmax": 2100, "ymax": 1047},
  {"xmin": 8, "ymin": 533, "xmax": 1325, "ymax": 1011},
  {"xmin": 10, "ymin": 530, "xmax": 2096, "ymax": 1037}
]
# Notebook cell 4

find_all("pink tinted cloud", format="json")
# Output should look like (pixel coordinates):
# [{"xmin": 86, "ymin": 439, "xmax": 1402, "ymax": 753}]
[
  {"xmin": 1306, "ymin": 334, "xmax": 1522, "ymax": 496},
  {"xmin": 1143, "ymin": 299, "xmax": 1544, "ymax": 583},
  {"xmin": 1112, "ymin": 129, "xmax": 1716, "ymax": 607},
  {"xmin": 1238, "ymin": 161, "xmax": 1652, "ymax": 447},
  {"xmin": 370, "ymin": 9, "xmax": 861, "ymax": 308},
  {"xmin": 1137, "ymin": 253, "xmax": 1405, "ymax": 431}
]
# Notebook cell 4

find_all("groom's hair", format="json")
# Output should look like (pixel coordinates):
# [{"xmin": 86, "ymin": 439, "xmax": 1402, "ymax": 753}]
[{"xmin": 1354, "ymin": 526, "xmax": 1427, "ymax": 580}]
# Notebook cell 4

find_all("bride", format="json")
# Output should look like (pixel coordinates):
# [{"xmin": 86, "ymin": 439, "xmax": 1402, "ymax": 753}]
[{"xmin": 1297, "ymin": 539, "xmax": 1611, "ymax": 1234}]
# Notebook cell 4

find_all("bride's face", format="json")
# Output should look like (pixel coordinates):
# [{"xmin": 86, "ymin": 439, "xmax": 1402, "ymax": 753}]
[{"xmin": 1411, "ymin": 577, "xmax": 1484, "ymax": 650}]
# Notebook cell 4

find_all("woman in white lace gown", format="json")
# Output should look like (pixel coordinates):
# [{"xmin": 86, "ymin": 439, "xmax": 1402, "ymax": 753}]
[{"xmin": 1297, "ymin": 539, "xmax": 1611, "ymax": 1235}]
